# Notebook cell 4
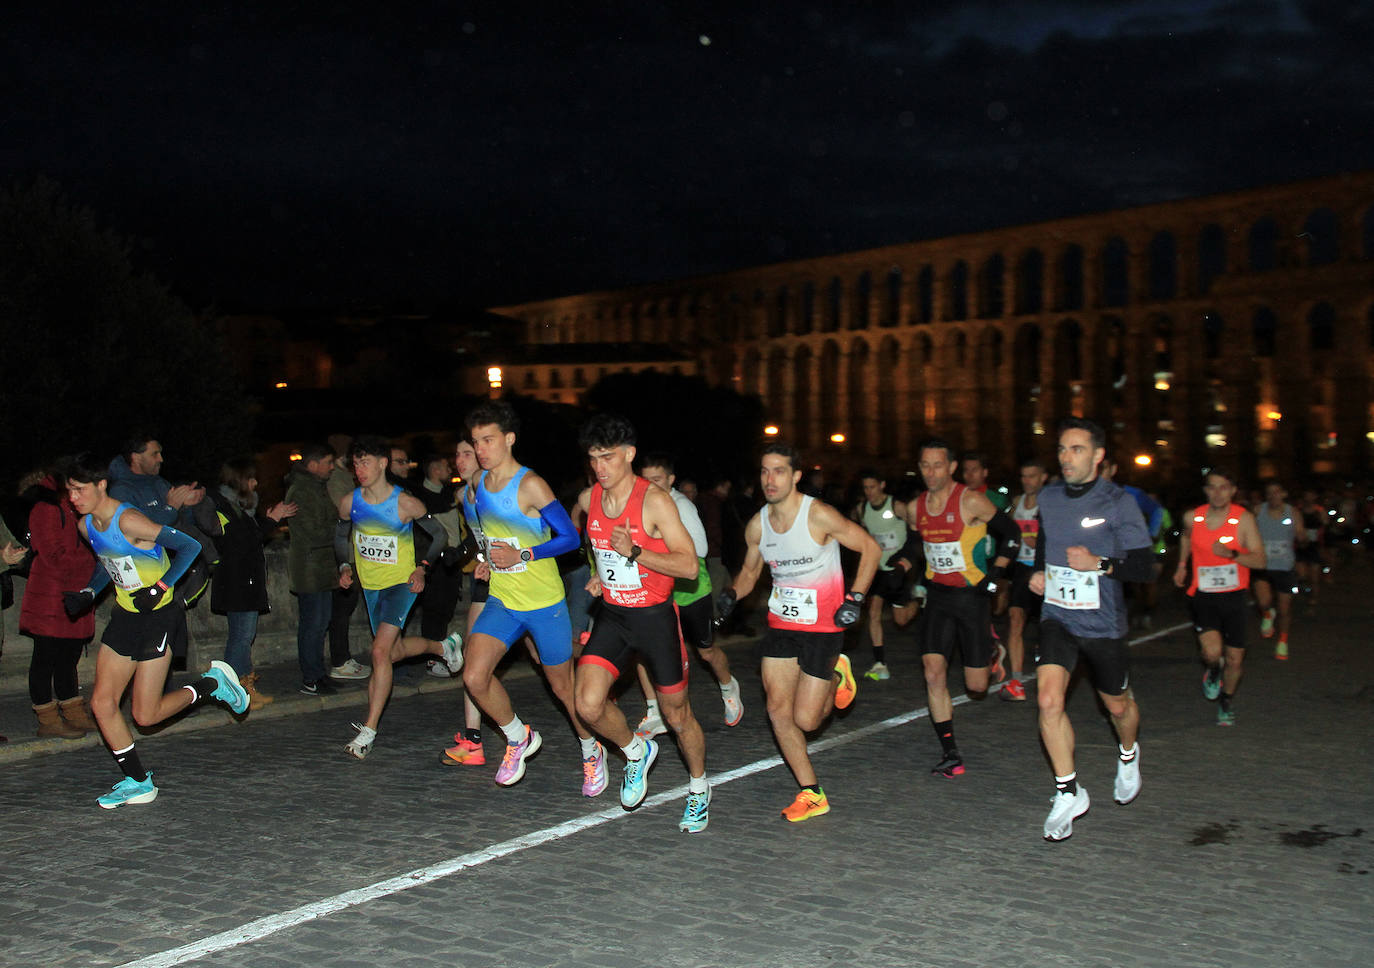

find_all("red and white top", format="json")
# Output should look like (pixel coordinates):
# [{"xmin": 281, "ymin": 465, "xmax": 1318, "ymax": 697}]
[
  {"xmin": 586, "ymin": 477, "xmax": 674, "ymax": 608},
  {"xmin": 1186, "ymin": 502, "xmax": 1250, "ymax": 595},
  {"xmin": 760, "ymin": 495, "xmax": 843, "ymax": 633}
]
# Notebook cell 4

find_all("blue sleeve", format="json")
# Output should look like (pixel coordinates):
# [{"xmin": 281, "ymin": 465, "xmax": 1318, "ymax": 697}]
[
  {"xmin": 531, "ymin": 501, "xmax": 580, "ymax": 560},
  {"xmin": 85, "ymin": 562, "xmax": 112, "ymax": 595},
  {"xmin": 156, "ymin": 526, "xmax": 203, "ymax": 587}
]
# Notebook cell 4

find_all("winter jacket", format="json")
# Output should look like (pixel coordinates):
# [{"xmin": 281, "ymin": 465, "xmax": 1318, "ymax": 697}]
[
  {"xmin": 107, "ymin": 455, "xmax": 181, "ymax": 527},
  {"xmin": 284, "ymin": 469, "xmax": 339, "ymax": 594},
  {"xmin": 207, "ymin": 488, "xmax": 276, "ymax": 614},
  {"xmin": 18, "ymin": 478, "xmax": 96, "ymax": 640}
]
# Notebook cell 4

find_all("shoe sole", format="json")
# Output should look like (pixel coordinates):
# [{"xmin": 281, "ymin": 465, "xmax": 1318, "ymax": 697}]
[
  {"xmin": 620, "ymin": 740, "xmax": 659, "ymax": 809},
  {"xmin": 441, "ymin": 747, "xmax": 485, "ymax": 766},
  {"xmin": 1045, "ymin": 792, "xmax": 1091, "ymax": 841},
  {"xmin": 209, "ymin": 660, "xmax": 250, "ymax": 714},
  {"xmin": 680, "ymin": 810, "xmax": 711, "ymax": 833},
  {"xmin": 442, "ymin": 636, "xmax": 464, "ymax": 674},
  {"xmin": 495, "ymin": 730, "xmax": 543, "ymax": 786},
  {"xmin": 723, "ymin": 702, "xmax": 744, "ymax": 727},
  {"xmin": 98, "ymin": 787, "xmax": 158, "ymax": 809},
  {"xmin": 782, "ymin": 802, "xmax": 830, "ymax": 822}
]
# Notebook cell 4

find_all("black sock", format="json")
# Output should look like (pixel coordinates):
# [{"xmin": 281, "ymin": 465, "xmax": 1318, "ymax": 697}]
[
  {"xmin": 1055, "ymin": 772, "xmax": 1078, "ymax": 796},
  {"xmin": 873, "ymin": 646, "xmax": 886, "ymax": 663},
  {"xmin": 463, "ymin": 728, "xmax": 481, "ymax": 744},
  {"xmin": 112, "ymin": 743, "xmax": 147, "ymax": 782},
  {"xmin": 933, "ymin": 719, "xmax": 958, "ymax": 757},
  {"xmin": 187, "ymin": 676, "xmax": 218, "ymax": 704},
  {"xmin": 1219, "ymin": 691, "xmax": 1233, "ymax": 712},
  {"xmin": 802, "ymin": 783, "xmax": 823, "ymax": 795}
]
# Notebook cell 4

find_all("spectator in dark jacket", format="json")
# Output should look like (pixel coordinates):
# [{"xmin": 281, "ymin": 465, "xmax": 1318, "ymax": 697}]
[
  {"xmin": 207, "ymin": 458, "xmax": 296, "ymax": 711},
  {"xmin": 285, "ymin": 444, "xmax": 343, "ymax": 695}
]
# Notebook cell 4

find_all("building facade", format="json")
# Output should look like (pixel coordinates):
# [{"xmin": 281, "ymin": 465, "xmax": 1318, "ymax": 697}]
[{"xmin": 491, "ymin": 172, "xmax": 1374, "ymax": 484}]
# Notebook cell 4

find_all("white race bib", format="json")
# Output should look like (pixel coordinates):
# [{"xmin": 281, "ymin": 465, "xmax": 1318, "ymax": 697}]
[
  {"xmin": 102, "ymin": 555, "xmax": 143, "ymax": 592},
  {"xmin": 489, "ymin": 538, "xmax": 528, "ymax": 573},
  {"xmin": 1264, "ymin": 540, "xmax": 1293, "ymax": 567},
  {"xmin": 594, "ymin": 546, "xmax": 641, "ymax": 590},
  {"xmin": 769, "ymin": 585, "xmax": 818, "ymax": 625},
  {"xmin": 1044, "ymin": 564, "xmax": 1101, "ymax": 610},
  {"xmin": 924, "ymin": 540, "xmax": 966, "ymax": 575},
  {"xmin": 355, "ymin": 533, "xmax": 399, "ymax": 565},
  {"xmin": 1198, "ymin": 562, "xmax": 1240, "ymax": 593}
]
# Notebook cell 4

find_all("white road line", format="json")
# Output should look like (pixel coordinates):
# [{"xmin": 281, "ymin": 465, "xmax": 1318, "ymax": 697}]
[{"xmin": 115, "ymin": 624, "xmax": 1186, "ymax": 968}]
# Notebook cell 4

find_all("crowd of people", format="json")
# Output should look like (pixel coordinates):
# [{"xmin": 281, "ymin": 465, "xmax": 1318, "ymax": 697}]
[{"xmin": 0, "ymin": 412, "xmax": 1361, "ymax": 839}]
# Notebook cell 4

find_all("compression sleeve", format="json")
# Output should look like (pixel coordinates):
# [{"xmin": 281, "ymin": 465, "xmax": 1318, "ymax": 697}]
[
  {"xmin": 334, "ymin": 519, "xmax": 353, "ymax": 570},
  {"xmin": 892, "ymin": 530, "xmax": 924, "ymax": 571},
  {"xmin": 85, "ymin": 562, "xmax": 112, "ymax": 596},
  {"xmin": 986, "ymin": 508, "xmax": 1022, "ymax": 561},
  {"xmin": 413, "ymin": 514, "xmax": 448, "ymax": 567},
  {"xmin": 1108, "ymin": 545, "xmax": 1157, "ymax": 583},
  {"xmin": 531, "ymin": 500, "xmax": 580, "ymax": 560},
  {"xmin": 156, "ymin": 526, "xmax": 203, "ymax": 587},
  {"xmin": 1034, "ymin": 513, "xmax": 1046, "ymax": 572}
]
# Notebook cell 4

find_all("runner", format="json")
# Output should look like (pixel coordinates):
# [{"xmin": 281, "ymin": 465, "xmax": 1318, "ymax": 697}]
[
  {"xmin": 458, "ymin": 402, "xmax": 603, "ymax": 792},
  {"xmin": 718, "ymin": 441, "xmax": 879, "ymax": 821},
  {"xmin": 851, "ymin": 470, "xmax": 917, "ymax": 682},
  {"xmin": 61, "ymin": 455, "xmax": 249, "ymax": 808},
  {"xmin": 1003, "ymin": 457, "xmax": 1049, "ymax": 702},
  {"xmin": 440, "ymin": 437, "xmax": 491, "ymax": 766},
  {"xmin": 335, "ymin": 436, "xmax": 459, "ymax": 758},
  {"xmin": 1028, "ymin": 419, "xmax": 1154, "ymax": 841},
  {"xmin": 1173, "ymin": 469, "xmax": 1266, "ymax": 726},
  {"xmin": 573, "ymin": 419, "xmax": 712, "ymax": 831},
  {"xmin": 897, "ymin": 439, "xmax": 1021, "ymax": 777},
  {"xmin": 633, "ymin": 452, "xmax": 744, "ymax": 739},
  {"xmin": 1252, "ymin": 481, "xmax": 1301, "ymax": 659}
]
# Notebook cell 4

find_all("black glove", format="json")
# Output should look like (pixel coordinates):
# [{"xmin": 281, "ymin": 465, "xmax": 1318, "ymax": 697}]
[
  {"xmin": 130, "ymin": 581, "xmax": 171, "ymax": 614},
  {"xmin": 713, "ymin": 588, "xmax": 738, "ymax": 628},
  {"xmin": 63, "ymin": 588, "xmax": 95, "ymax": 619},
  {"xmin": 833, "ymin": 591, "xmax": 865, "ymax": 627}
]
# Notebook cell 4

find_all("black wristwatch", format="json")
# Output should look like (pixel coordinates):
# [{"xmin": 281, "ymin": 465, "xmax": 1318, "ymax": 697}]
[
  {"xmin": 519, "ymin": 547, "xmax": 534, "ymax": 563},
  {"xmin": 1097, "ymin": 556, "xmax": 1112, "ymax": 575},
  {"xmin": 626, "ymin": 545, "xmax": 642, "ymax": 564}
]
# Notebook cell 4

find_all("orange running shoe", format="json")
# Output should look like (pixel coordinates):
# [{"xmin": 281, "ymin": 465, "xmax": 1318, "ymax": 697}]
[
  {"xmin": 833, "ymin": 654, "xmax": 857, "ymax": 710},
  {"xmin": 441, "ymin": 736, "xmax": 486, "ymax": 766},
  {"xmin": 781, "ymin": 787, "xmax": 830, "ymax": 822}
]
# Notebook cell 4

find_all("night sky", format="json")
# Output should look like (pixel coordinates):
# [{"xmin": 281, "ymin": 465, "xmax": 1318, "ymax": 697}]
[{"xmin": 6, "ymin": 1, "xmax": 1373, "ymax": 314}]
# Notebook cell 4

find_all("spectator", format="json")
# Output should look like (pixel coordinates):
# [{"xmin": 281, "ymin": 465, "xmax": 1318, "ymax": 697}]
[
  {"xmin": 1, "ymin": 513, "xmax": 29, "ymax": 742},
  {"xmin": 285, "ymin": 444, "xmax": 342, "ymax": 696}
]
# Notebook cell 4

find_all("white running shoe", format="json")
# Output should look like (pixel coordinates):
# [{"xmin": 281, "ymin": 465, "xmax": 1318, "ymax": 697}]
[
  {"xmin": 1114, "ymin": 746, "xmax": 1142, "ymax": 805},
  {"xmin": 1043, "ymin": 786, "xmax": 1090, "ymax": 841},
  {"xmin": 864, "ymin": 661, "xmax": 890, "ymax": 681},
  {"xmin": 635, "ymin": 711, "xmax": 667, "ymax": 739},
  {"xmin": 440, "ymin": 631, "xmax": 464, "ymax": 674},
  {"xmin": 331, "ymin": 659, "xmax": 370, "ymax": 680},
  {"xmin": 721, "ymin": 678, "xmax": 744, "ymax": 727},
  {"xmin": 345, "ymin": 723, "xmax": 376, "ymax": 759}
]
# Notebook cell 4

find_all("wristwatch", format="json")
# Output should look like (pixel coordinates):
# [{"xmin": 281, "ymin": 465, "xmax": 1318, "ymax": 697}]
[
  {"xmin": 1096, "ymin": 556, "xmax": 1111, "ymax": 575},
  {"xmin": 519, "ymin": 547, "xmax": 534, "ymax": 563},
  {"xmin": 626, "ymin": 545, "xmax": 643, "ymax": 564}
]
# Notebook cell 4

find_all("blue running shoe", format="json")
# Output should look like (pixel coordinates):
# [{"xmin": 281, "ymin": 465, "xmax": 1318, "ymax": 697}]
[
  {"xmin": 1202, "ymin": 666, "xmax": 1222, "ymax": 702},
  {"xmin": 97, "ymin": 773, "xmax": 158, "ymax": 809},
  {"xmin": 620, "ymin": 737, "xmax": 659, "ymax": 809},
  {"xmin": 206, "ymin": 660, "xmax": 250, "ymax": 714},
  {"xmin": 680, "ymin": 786, "xmax": 711, "ymax": 833}
]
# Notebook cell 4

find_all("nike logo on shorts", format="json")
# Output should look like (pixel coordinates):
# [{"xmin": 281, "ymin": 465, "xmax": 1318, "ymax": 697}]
[
  {"xmin": 1081, "ymin": 516, "xmax": 1106, "ymax": 528},
  {"xmin": 156, "ymin": 636, "xmax": 168, "ymax": 654}
]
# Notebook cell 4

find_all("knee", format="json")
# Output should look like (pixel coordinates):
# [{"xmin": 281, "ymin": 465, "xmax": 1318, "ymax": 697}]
[
  {"xmin": 1037, "ymin": 690, "xmax": 1065, "ymax": 719},
  {"xmin": 794, "ymin": 707, "xmax": 823, "ymax": 732},
  {"xmin": 660, "ymin": 700, "xmax": 689, "ymax": 732},
  {"xmin": 574, "ymin": 692, "xmax": 601, "ymax": 726},
  {"xmin": 91, "ymin": 695, "xmax": 119, "ymax": 723},
  {"xmin": 923, "ymin": 666, "xmax": 945, "ymax": 691},
  {"xmin": 461, "ymin": 665, "xmax": 486, "ymax": 696},
  {"xmin": 131, "ymin": 705, "xmax": 159, "ymax": 728}
]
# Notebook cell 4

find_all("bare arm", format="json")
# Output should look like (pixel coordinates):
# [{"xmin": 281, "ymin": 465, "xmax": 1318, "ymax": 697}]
[
  {"xmin": 812, "ymin": 501, "xmax": 881, "ymax": 596},
  {"xmin": 728, "ymin": 513, "xmax": 765, "ymax": 600}
]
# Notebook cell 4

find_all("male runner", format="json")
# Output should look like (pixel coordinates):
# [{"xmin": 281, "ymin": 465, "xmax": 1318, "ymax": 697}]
[
  {"xmin": 633, "ymin": 452, "xmax": 743, "ymax": 738},
  {"xmin": 896, "ymin": 439, "xmax": 1021, "ymax": 777},
  {"xmin": 1253, "ymin": 481, "xmax": 1301, "ymax": 659},
  {"xmin": 459, "ymin": 402, "xmax": 603, "ymax": 792},
  {"xmin": 441, "ymin": 437, "xmax": 491, "ymax": 766},
  {"xmin": 851, "ymin": 470, "xmax": 917, "ymax": 682},
  {"xmin": 336, "ymin": 436, "xmax": 459, "ymax": 758},
  {"xmin": 1028, "ymin": 419, "xmax": 1154, "ymax": 841},
  {"xmin": 1004, "ymin": 457, "xmax": 1050, "ymax": 701},
  {"xmin": 62, "ymin": 455, "xmax": 248, "ymax": 808},
  {"xmin": 574, "ymin": 419, "xmax": 712, "ymax": 831},
  {"xmin": 719, "ymin": 441, "xmax": 879, "ymax": 821},
  {"xmin": 962, "ymin": 450, "xmax": 1012, "ymax": 675},
  {"xmin": 1174, "ymin": 469, "xmax": 1265, "ymax": 726}
]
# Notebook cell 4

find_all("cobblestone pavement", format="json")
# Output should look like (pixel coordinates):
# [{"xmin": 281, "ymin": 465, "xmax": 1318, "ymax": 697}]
[{"xmin": 1, "ymin": 566, "xmax": 1371, "ymax": 968}]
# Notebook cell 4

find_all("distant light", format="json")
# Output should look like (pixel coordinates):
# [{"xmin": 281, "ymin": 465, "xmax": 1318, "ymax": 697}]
[
  {"xmin": 763, "ymin": 424, "xmax": 780, "ymax": 436},
  {"xmin": 288, "ymin": 451, "xmax": 302, "ymax": 462},
  {"xmin": 830, "ymin": 433, "xmax": 846, "ymax": 444},
  {"xmin": 450, "ymin": 475, "xmax": 462, "ymax": 485},
  {"xmin": 1154, "ymin": 379, "xmax": 1170, "ymax": 391},
  {"xmin": 698, "ymin": 34, "xmax": 711, "ymax": 46},
  {"xmin": 1134, "ymin": 454, "xmax": 1152, "ymax": 467},
  {"xmin": 274, "ymin": 381, "xmax": 288, "ymax": 389},
  {"xmin": 997, "ymin": 486, "xmax": 1009, "ymax": 495},
  {"xmin": 1266, "ymin": 410, "xmax": 1283, "ymax": 421},
  {"xmin": 1205, "ymin": 433, "xmax": 1227, "ymax": 448},
  {"xmin": 487, "ymin": 366, "xmax": 503, "ymax": 388}
]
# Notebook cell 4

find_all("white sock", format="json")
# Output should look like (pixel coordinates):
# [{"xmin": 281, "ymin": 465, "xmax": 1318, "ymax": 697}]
[
  {"xmin": 579, "ymin": 736, "xmax": 600, "ymax": 758},
  {"xmin": 688, "ymin": 773, "xmax": 709, "ymax": 795},
  {"xmin": 1119, "ymin": 744, "xmax": 1138, "ymax": 762},
  {"xmin": 720, "ymin": 677, "xmax": 737, "ymax": 694},
  {"xmin": 501, "ymin": 715, "xmax": 526, "ymax": 744},
  {"xmin": 645, "ymin": 699, "xmax": 661, "ymax": 719},
  {"xmin": 621, "ymin": 735, "xmax": 646, "ymax": 761}
]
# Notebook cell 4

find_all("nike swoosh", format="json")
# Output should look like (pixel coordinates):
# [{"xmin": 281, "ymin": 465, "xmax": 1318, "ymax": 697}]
[
  {"xmin": 1081, "ymin": 517, "xmax": 1106, "ymax": 527},
  {"xmin": 156, "ymin": 636, "xmax": 168, "ymax": 654}
]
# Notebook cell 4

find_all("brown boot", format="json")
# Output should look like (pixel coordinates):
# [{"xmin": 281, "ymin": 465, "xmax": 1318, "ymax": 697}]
[
  {"xmin": 241, "ymin": 673, "xmax": 274, "ymax": 711},
  {"xmin": 58, "ymin": 695, "xmax": 98, "ymax": 732},
  {"xmin": 35, "ymin": 701, "xmax": 87, "ymax": 739}
]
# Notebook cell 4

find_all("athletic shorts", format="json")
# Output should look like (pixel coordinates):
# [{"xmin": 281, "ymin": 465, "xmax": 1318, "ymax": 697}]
[
  {"xmin": 1036, "ymin": 620, "xmax": 1132, "ymax": 696},
  {"xmin": 467, "ymin": 574, "xmax": 490, "ymax": 604},
  {"xmin": 871, "ymin": 566, "xmax": 912, "ymax": 607},
  {"xmin": 916, "ymin": 585, "xmax": 993, "ymax": 667},
  {"xmin": 676, "ymin": 593, "xmax": 714, "ymax": 653},
  {"xmin": 102, "ymin": 604, "xmax": 186, "ymax": 662},
  {"xmin": 579, "ymin": 599, "xmax": 688, "ymax": 693},
  {"xmin": 362, "ymin": 583, "xmax": 419, "ymax": 634},
  {"xmin": 1008, "ymin": 563, "xmax": 1042, "ymax": 615},
  {"xmin": 1251, "ymin": 569, "xmax": 1298, "ymax": 595},
  {"xmin": 1190, "ymin": 589, "xmax": 1248, "ymax": 650},
  {"xmin": 761, "ymin": 626, "xmax": 845, "ymax": 681},
  {"xmin": 471, "ymin": 595, "xmax": 573, "ymax": 666}
]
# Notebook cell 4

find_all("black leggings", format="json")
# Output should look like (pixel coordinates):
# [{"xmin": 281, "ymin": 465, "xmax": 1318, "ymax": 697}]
[{"xmin": 27, "ymin": 635, "xmax": 87, "ymax": 705}]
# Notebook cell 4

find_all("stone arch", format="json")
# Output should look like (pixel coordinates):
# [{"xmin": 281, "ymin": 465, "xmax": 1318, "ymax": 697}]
[
  {"xmin": 768, "ymin": 346, "xmax": 789, "ymax": 434},
  {"xmin": 1203, "ymin": 311, "xmax": 1225, "ymax": 360},
  {"xmin": 819, "ymin": 341, "xmax": 840, "ymax": 445},
  {"xmin": 1101, "ymin": 237, "xmax": 1129, "ymax": 308},
  {"xmin": 799, "ymin": 280, "xmax": 816, "ymax": 336},
  {"xmin": 1198, "ymin": 223, "xmax": 1227, "ymax": 295},
  {"xmin": 1309, "ymin": 301, "xmax": 1336, "ymax": 352},
  {"xmin": 1012, "ymin": 323, "xmax": 1042, "ymax": 441},
  {"xmin": 848, "ymin": 338, "xmax": 872, "ymax": 452},
  {"xmin": 1052, "ymin": 318, "xmax": 1084, "ymax": 418},
  {"xmin": 748, "ymin": 289, "xmax": 766, "ymax": 341},
  {"xmin": 1057, "ymin": 244, "xmax": 1085, "ymax": 311},
  {"xmin": 1016, "ymin": 248, "xmax": 1044, "ymax": 315},
  {"xmin": 1302, "ymin": 208, "xmax": 1340, "ymax": 266},
  {"xmin": 1252, "ymin": 307, "xmax": 1277, "ymax": 358},
  {"xmin": 769, "ymin": 286, "xmax": 790, "ymax": 338},
  {"xmin": 883, "ymin": 266, "xmax": 902, "ymax": 328},
  {"xmin": 947, "ymin": 260, "xmax": 969, "ymax": 320},
  {"xmin": 824, "ymin": 278, "xmax": 842, "ymax": 333},
  {"xmin": 912, "ymin": 332, "xmax": 935, "ymax": 431},
  {"xmin": 917, "ymin": 265, "xmax": 935, "ymax": 324},
  {"xmin": 977, "ymin": 253, "xmax": 1005, "ymax": 318},
  {"xmin": 792, "ymin": 345, "xmax": 813, "ymax": 446},
  {"xmin": 851, "ymin": 271, "xmax": 872, "ymax": 331},
  {"xmin": 952, "ymin": 329, "xmax": 969, "ymax": 368},
  {"xmin": 877, "ymin": 335, "xmax": 901, "ymax": 457},
  {"xmin": 1249, "ymin": 216, "xmax": 1278, "ymax": 271},
  {"xmin": 1149, "ymin": 231, "xmax": 1177, "ymax": 300}
]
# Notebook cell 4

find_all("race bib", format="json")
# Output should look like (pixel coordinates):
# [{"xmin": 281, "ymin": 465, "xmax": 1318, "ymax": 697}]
[
  {"xmin": 1198, "ymin": 562, "xmax": 1240, "ymax": 593},
  {"xmin": 490, "ymin": 538, "xmax": 528, "ymax": 573},
  {"xmin": 102, "ymin": 554, "xmax": 143, "ymax": 592},
  {"xmin": 1044, "ymin": 564, "xmax": 1101, "ymax": 610},
  {"xmin": 769, "ymin": 585, "xmax": 818, "ymax": 625},
  {"xmin": 1264, "ymin": 540, "xmax": 1293, "ymax": 567},
  {"xmin": 355, "ymin": 532, "xmax": 399, "ymax": 565},
  {"xmin": 924, "ymin": 540, "xmax": 966, "ymax": 575},
  {"xmin": 593, "ymin": 546, "xmax": 641, "ymax": 590}
]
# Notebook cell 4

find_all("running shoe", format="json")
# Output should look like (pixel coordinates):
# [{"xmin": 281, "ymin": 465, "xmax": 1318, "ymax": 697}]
[
  {"xmin": 298, "ymin": 679, "xmax": 337, "ymax": 696},
  {"xmin": 345, "ymin": 723, "xmax": 376, "ymax": 759},
  {"xmin": 494, "ymin": 726, "xmax": 542, "ymax": 786},
  {"xmin": 1000, "ymin": 678, "xmax": 1027, "ymax": 702},
  {"xmin": 1274, "ymin": 641, "xmax": 1289, "ymax": 660},
  {"xmin": 864, "ymin": 661, "xmax": 891, "ymax": 681},
  {"xmin": 582, "ymin": 742, "xmax": 608, "ymax": 797},
  {"xmin": 1043, "ymin": 786, "xmax": 1090, "ymax": 841},
  {"xmin": 330, "ymin": 658, "xmax": 370, "ymax": 680},
  {"xmin": 1113, "ymin": 745, "xmax": 1141, "ymax": 805},
  {"xmin": 1216, "ymin": 707, "xmax": 1236, "ymax": 727},
  {"xmin": 441, "ymin": 737, "xmax": 485, "ymax": 766},
  {"xmin": 425, "ymin": 659, "xmax": 452, "ymax": 679},
  {"xmin": 205, "ymin": 660, "xmax": 250, "ymax": 714},
  {"xmin": 833, "ymin": 653, "xmax": 857, "ymax": 710},
  {"xmin": 634, "ymin": 711, "xmax": 667, "ymax": 739},
  {"xmin": 441, "ymin": 631, "xmax": 464, "ymax": 674},
  {"xmin": 721, "ymin": 678, "xmax": 744, "ymax": 727},
  {"xmin": 1202, "ymin": 665, "xmax": 1223, "ymax": 701},
  {"xmin": 620, "ymin": 737, "xmax": 659, "ymax": 808},
  {"xmin": 931, "ymin": 753, "xmax": 965, "ymax": 778},
  {"xmin": 1259, "ymin": 609, "xmax": 1276, "ymax": 639},
  {"xmin": 680, "ymin": 787, "xmax": 712, "ymax": 833},
  {"xmin": 989, "ymin": 641, "xmax": 1008, "ymax": 684},
  {"xmin": 97, "ymin": 772, "xmax": 158, "ymax": 809},
  {"xmin": 781, "ymin": 787, "xmax": 829, "ymax": 822}
]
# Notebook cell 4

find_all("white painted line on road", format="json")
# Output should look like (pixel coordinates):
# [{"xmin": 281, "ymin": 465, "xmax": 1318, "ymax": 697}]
[{"xmin": 114, "ymin": 623, "xmax": 1185, "ymax": 968}]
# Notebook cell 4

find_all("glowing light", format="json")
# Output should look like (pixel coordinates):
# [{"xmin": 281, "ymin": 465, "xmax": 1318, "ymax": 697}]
[
  {"xmin": 1134, "ymin": 454, "xmax": 1152, "ymax": 467},
  {"xmin": 274, "ymin": 381, "xmax": 288, "ymax": 389},
  {"xmin": 1154, "ymin": 379, "xmax": 1170, "ymax": 391},
  {"xmin": 288, "ymin": 451, "xmax": 302, "ymax": 462},
  {"xmin": 763, "ymin": 425, "xmax": 780, "ymax": 436},
  {"xmin": 829, "ymin": 433, "xmax": 846, "ymax": 444},
  {"xmin": 1266, "ymin": 410, "xmax": 1283, "ymax": 421},
  {"xmin": 487, "ymin": 366, "xmax": 503, "ymax": 388}
]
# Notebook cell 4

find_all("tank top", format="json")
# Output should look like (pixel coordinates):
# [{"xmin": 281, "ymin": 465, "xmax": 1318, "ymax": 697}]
[
  {"xmin": 586, "ymin": 477, "xmax": 674, "ymax": 608},
  {"xmin": 915, "ymin": 484, "xmax": 988, "ymax": 588},
  {"xmin": 670, "ymin": 487, "xmax": 712, "ymax": 606},
  {"xmin": 1011, "ymin": 494, "xmax": 1040, "ymax": 566},
  {"xmin": 760, "ymin": 495, "xmax": 843, "ymax": 633},
  {"xmin": 1187, "ymin": 503, "xmax": 1250, "ymax": 595},
  {"xmin": 86, "ymin": 504, "xmax": 174, "ymax": 612},
  {"xmin": 474, "ymin": 468, "xmax": 565, "ymax": 610},
  {"xmin": 862, "ymin": 496, "xmax": 908, "ymax": 571},
  {"xmin": 350, "ymin": 485, "xmax": 415, "ymax": 590},
  {"xmin": 1255, "ymin": 503, "xmax": 1297, "ymax": 572}
]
